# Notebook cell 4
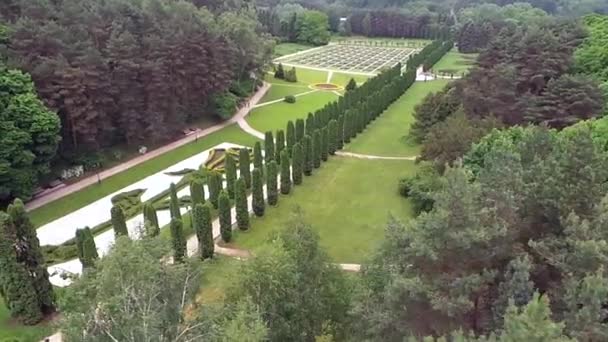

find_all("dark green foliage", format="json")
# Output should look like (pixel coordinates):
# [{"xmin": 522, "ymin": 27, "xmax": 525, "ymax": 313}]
[
  {"xmin": 321, "ymin": 127, "xmax": 329, "ymax": 162},
  {"xmin": 0, "ymin": 67, "xmax": 60, "ymax": 204},
  {"xmin": 304, "ymin": 135, "xmax": 313, "ymax": 176},
  {"xmin": 218, "ymin": 190, "xmax": 232, "ymax": 243},
  {"xmin": 225, "ymin": 155, "xmax": 237, "ymax": 199},
  {"xmin": 211, "ymin": 92, "xmax": 238, "ymax": 120},
  {"xmin": 399, "ymin": 162, "xmax": 442, "ymax": 214},
  {"xmin": 235, "ymin": 178, "xmax": 249, "ymax": 230},
  {"xmin": 284, "ymin": 95, "xmax": 296, "ymax": 103},
  {"xmin": 274, "ymin": 62, "xmax": 285, "ymax": 79},
  {"xmin": 343, "ymin": 113, "xmax": 351, "ymax": 144},
  {"xmin": 189, "ymin": 180, "xmax": 205, "ymax": 207},
  {"xmin": 111, "ymin": 205, "xmax": 129, "ymax": 238},
  {"xmin": 239, "ymin": 148, "xmax": 251, "ymax": 189},
  {"xmin": 286, "ymin": 120, "xmax": 296, "ymax": 156},
  {"xmin": 169, "ymin": 218, "xmax": 186, "ymax": 263},
  {"xmin": 264, "ymin": 131, "xmax": 275, "ymax": 164},
  {"xmin": 0, "ymin": 213, "xmax": 42, "ymax": 325},
  {"xmin": 169, "ymin": 183, "xmax": 181, "ymax": 220},
  {"xmin": 193, "ymin": 203, "xmax": 214, "ymax": 260},
  {"xmin": 143, "ymin": 203, "xmax": 160, "ymax": 237},
  {"xmin": 284, "ymin": 67, "xmax": 298, "ymax": 83},
  {"xmin": 292, "ymin": 143, "xmax": 303, "ymax": 186},
  {"xmin": 280, "ymin": 150, "xmax": 291, "ymax": 195},
  {"xmin": 313, "ymin": 130, "xmax": 321, "ymax": 168},
  {"xmin": 75, "ymin": 227, "xmax": 98, "ymax": 269},
  {"xmin": 305, "ymin": 112, "xmax": 315, "ymax": 136},
  {"xmin": 276, "ymin": 129, "xmax": 285, "ymax": 162},
  {"xmin": 336, "ymin": 115, "xmax": 344, "ymax": 150},
  {"xmin": 345, "ymin": 78, "xmax": 357, "ymax": 92},
  {"xmin": 207, "ymin": 171, "xmax": 222, "ymax": 209},
  {"xmin": 253, "ymin": 141, "xmax": 264, "ymax": 172},
  {"xmin": 295, "ymin": 118, "xmax": 305, "ymax": 143},
  {"xmin": 252, "ymin": 168, "xmax": 265, "ymax": 217},
  {"xmin": 266, "ymin": 161, "xmax": 279, "ymax": 206},
  {"xmin": 328, "ymin": 119, "xmax": 337, "ymax": 155}
]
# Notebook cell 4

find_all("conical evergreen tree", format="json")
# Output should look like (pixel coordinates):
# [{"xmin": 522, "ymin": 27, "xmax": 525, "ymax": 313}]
[
  {"xmin": 267, "ymin": 160, "xmax": 279, "ymax": 205},
  {"xmin": 75, "ymin": 227, "xmax": 98, "ymax": 269},
  {"xmin": 286, "ymin": 120, "xmax": 296, "ymax": 156},
  {"xmin": 235, "ymin": 178, "xmax": 250, "ymax": 230},
  {"xmin": 321, "ymin": 127, "xmax": 329, "ymax": 162},
  {"xmin": 276, "ymin": 129, "xmax": 285, "ymax": 162},
  {"xmin": 313, "ymin": 130, "xmax": 321, "ymax": 168},
  {"xmin": 7, "ymin": 200, "xmax": 55, "ymax": 315},
  {"xmin": 170, "ymin": 218, "xmax": 186, "ymax": 262},
  {"xmin": 253, "ymin": 141, "xmax": 264, "ymax": 172},
  {"xmin": 169, "ymin": 183, "xmax": 181, "ymax": 219},
  {"xmin": 346, "ymin": 78, "xmax": 357, "ymax": 92},
  {"xmin": 190, "ymin": 179, "xmax": 205, "ymax": 207},
  {"xmin": 337, "ymin": 115, "xmax": 345, "ymax": 150},
  {"xmin": 218, "ymin": 190, "xmax": 232, "ymax": 243},
  {"xmin": 225, "ymin": 154, "xmax": 237, "ymax": 199},
  {"xmin": 296, "ymin": 118, "xmax": 305, "ymax": 143},
  {"xmin": 328, "ymin": 119, "xmax": 337, "ymax": 155},
  {"xmin": 304, "ymin": 135, "xmax": 313, "ymax": 176},
  {"xmin": 143, "ymin": 202, "xmax": 160, "ymax": 237},
  {"xmin": 193, "ymin": 203, "xmax": 214, "ymax": 260},
  {"xmin": 239, "ymin": 148, "xmax": 251, "ymax": 189},
  {"xmin": 280, "ymin": 150, "xmax": 291, "ymax": 195},
  {"xmin": 111, "ymin": 205, "xmax": 129, "ymax": 238},
  {"xmin": 343, "ymin": 112, "xmax": 351, "ymax": 144},
  {"xmin": 0, "ymin": 212, "xmax": 44, "ymax": 325},
  {"xmin": 305, "ymin": 112, "xmax": 315, "ymax": 136},
  {"xmin": 208, "ymin": 171, "xmax": 222, "ymax": 209},
  {"xmin": 252, "ymin": 168, "xmax": 265, "ymax": 217},
  {"xmin": 264, "ymin": 131, "xmax": 275, "ymax": 164},
  {"xmin": 292, "ymin": 142, "xmax": 303, "ymax": 185},
  {"xmin": 274, "ymin": 62, "xmax": 285, "ymax": 79}
]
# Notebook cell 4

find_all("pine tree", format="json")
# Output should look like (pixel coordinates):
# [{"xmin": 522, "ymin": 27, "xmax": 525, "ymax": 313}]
[
  {"xmin": 292, "ymin": 142, "xmax": 303, "ymax": 185},
  {"xmin": 239, "ymin": 148, "xmax": 251, "ymax": 189},
  {"xmin": 264, "ymin": 131, "xmax": 275, "ymax": 164},
  {"xmin": 6, "ymin": 200, "xmax": 55, "ymax": 315},
  {"xmin": 170, "ymin": 218, "xmax": 186, "ymax": 263},
  {"xmin": 313, "ymin": 130, "xmax": 321, "ymax": 168},
  {"xmin": 337, "ymin": 115, "xmax": 345, "ymax": 149},
  {"xmin": 235, "ymin": 178, "xmax": 250, "ymax": 230},
  {"xmin": 328, "ymin": 119, "xmax": 337, "ymax": 155},
  {"xmin": 190, "ymin": 180, "xmax": 205, "ymax": 206},
  {"xmin": 304, "ymin": 135, "xmax": 313, "ymax": 176},
  {"xmin": 169, "ymin": 183, "xmax": 181, "ymax": 219},
  {"xmin": 296, "ymin": 118, "xmax": 305, "ymax": 143},
  {"xmin": 346, "ymin": 78, "xmax": 357, "ymax": 92},
  {"xmin": 0, "ymin": 213, "xmax": 42, "ymax": 325},
  {"xmin": 111, "ymin": 205, "xmax": 129, "ymax": 238},
  {"xmin": 267, "ymin": 160, "xmax": 279, "ymax": 205},
  {"xmin": 252, "ymin": 168, "xmax": 265, "ymax": 217},
  {"xmin": 225, "ymin": 154, "xmax": 237, "ymax": 199},
  {"xmin": 280, "ymin": 150, "xmax": 292, "ymax": 195},
  {"xmin": 321, "ymin": 127, "xmax": 329, "ymax": 162},
  {"xmin": 143, "ymin": 203, "xmax": 160, "ymax": 237},
  {"xmin": 253, "ymin": 141, "xmax": 263, "ymax": 172},
  {"xmin": 286, "ymin": 120, "xmax": 296, "ymax": 156},
  {"xmin": 218, "ymin": 190, "xmax": 232, "ymax": 243},
  {"xmin": 207, "ymin": 171, "xmax": 221, "ymax": 209},
  {"xmin": 75, "ymin": 227, "xmax": 98, "ymax": 269},
  {"xmin": 193, "ymin": 203, "xmax": 214, "ymax": 260},
  {"xmin": 276, "ymin": 129, "xmax": 285, "ymax": 162}
]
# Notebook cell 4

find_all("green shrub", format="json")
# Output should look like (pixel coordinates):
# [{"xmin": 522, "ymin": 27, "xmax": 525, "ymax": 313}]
[
  {"xmin": 211, "ymin": 92, "xmax": 238, "ymax": 120},
  {"xmin": 284, "ymin": 95, "xmax": 296, "ymax": 103}
]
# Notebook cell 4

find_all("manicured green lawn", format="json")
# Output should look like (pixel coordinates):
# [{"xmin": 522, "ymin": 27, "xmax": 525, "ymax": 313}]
[
  {"xmin": 346, "ymin": 80, "xmax": 450, "ymax": 157},
  {"xmin": 432, "ymin": 49, "xmax": 478, "ymax": 75},
  {"xmin": 247, "ymin": 91, "xmax": 338, "ymax": 133},
  {"xmin": 30, "ymin": 125, "xmax": 258, "ymax": 227},
  {"xmin": 0, "ymin": 300, "xmax": 53, "ymax": 342},
  {"xmin": 231, "ymin": 157, "xmax": 417, "ymax": 263},
  {"xmin": 273, "ymin": 42, "xmax": 315, "ymax": 58},
  {"xmin": 259, "ymin": 84, "xmax": 312, "ymax": 103},
  {"xmin": 330, "ymin": 72, "xmax": 369, "ymax": 87}
]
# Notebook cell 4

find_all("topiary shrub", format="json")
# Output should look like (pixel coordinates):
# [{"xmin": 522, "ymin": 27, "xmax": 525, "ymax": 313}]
[{"xmin": 284, "ymin": 95, "xmax": 296, "ymax": 103}]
